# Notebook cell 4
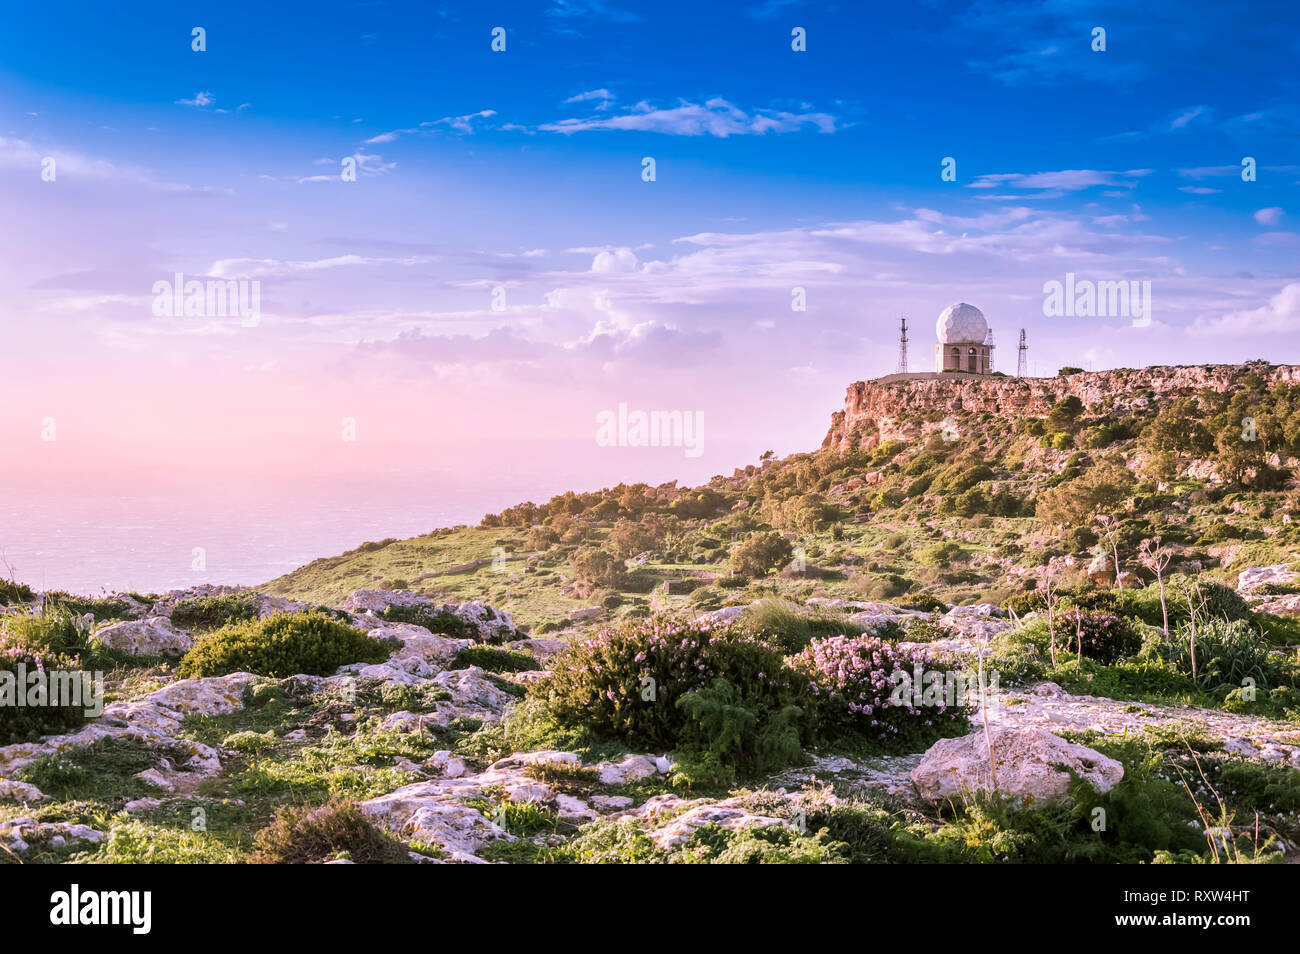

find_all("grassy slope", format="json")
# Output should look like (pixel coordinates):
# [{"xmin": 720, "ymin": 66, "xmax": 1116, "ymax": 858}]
[{"xmin": 263, "ymin": 376, "xmax": 1300, "ymax": 632}]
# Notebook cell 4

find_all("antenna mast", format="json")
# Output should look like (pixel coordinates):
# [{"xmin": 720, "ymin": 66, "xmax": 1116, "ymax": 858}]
[
  {"xmin": 897, "ymin": 316, "xmax": 909, "ymax": 373},
  {"xmin": 1017, "ymin": 328, "xmax": 1028, "ymax": 377}
]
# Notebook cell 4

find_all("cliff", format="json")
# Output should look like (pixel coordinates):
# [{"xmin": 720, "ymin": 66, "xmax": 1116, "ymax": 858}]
[{"xmin": 822, "ymin": 363, "xmax": 1300, "ymax": 451}]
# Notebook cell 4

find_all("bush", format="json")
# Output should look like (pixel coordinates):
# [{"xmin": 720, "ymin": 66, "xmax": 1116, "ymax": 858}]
[
  {"xmin": 570, "ymin": 548, "xmax": 627, "ymax": 590},
  {"xmin": 732, "ymin": 532, "xmax": 794, "ymax": 578},
  {"xmin": 1159, "ymin": 618, "xmax": 1296, "ymax": 692},
  {"xmin": 448, "ymin": 645, "xmax": 536, "ymax": 674},
  {"xmin": 178, "ymin": 612, "xmax": 392, "ymax": 678},
  {"xmin": 249, "ymin": 798, "xmax": 413, "ymax": 864},
  {"xmin": 540, "ymin": 617, "xmax": 810, "ymax": 777},
  {"xmin": 917, "ymin": 542, "xmax": 966, "ymax": 566},
  {"xmin": 378, "ymin": 604, "xmax": 477, "ymax": 640},
  {"xmin": 900, "ymin": 619, "xmax": 948, "ymax": 642},
  {"xmin": 892, "ymin": 593, "xmax": 947, "ymax": 613},
  {"xmin": 170, "ymin": 593, "xmax": 259, "ymax": 631},
  {"xmin": 1058, "ymin": 609, "xmax": 1142, "ymax": 665},
  {"xmin": 1168, "ymin": 578, "xmax": 1252, "ymax": 624},
  {"xmin": 791, "ymin": 636, "xmax": 971, "ymax": 751},
  {"xmin": 0, "ymin": 645, "xmax": 89, "ymax": 744},
  {"xmin": 0, "ymin": 580, "xmax": 34, "ymax": 606},
  {"xmin": 1003, "ymin": 591, "xmax": 1049, "ymax": 616},
  {"xmin": 738, "ymin": 599, "xmax": 865, "ymax": 654}
]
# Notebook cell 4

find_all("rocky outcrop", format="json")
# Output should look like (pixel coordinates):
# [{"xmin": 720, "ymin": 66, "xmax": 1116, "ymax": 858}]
[
  {"xmin": 1238, "ymin": 563, "xmax": 1296, "ymax": 594},
  {"xmin": 342, "ymin": 590, "xmax": 516, "ymax": 641},
  {"xmin": 910, "ymin": 726, "xmax": 1124, "ymax": 806},
  {"xmin": 823, "ymin": 364, "xmax": 1300, "ymax": 452},
  {"xmin": 95, "ymin": 617, "xmax": 193, "ymax": 657}
]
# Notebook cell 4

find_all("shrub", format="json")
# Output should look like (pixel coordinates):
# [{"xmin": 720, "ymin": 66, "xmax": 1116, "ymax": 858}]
[
  {"xmin": 892, "ymin": 593, "xmax": 947, "ymax": 613},
  {"xmin": 571, "ymin": 548, "xmax": 627, "ymax": 590},
  {"xmin": 738, "ymin": 599, "xmax": 864, "ymax": 654},
  {"xmin": 170, "ymin": 593, "xmax": 259, "ymax": 631},
  {"xmin": 732, "ymin": 532, "xmax": 794, "ymax": 578},
  {"xmin": 1003, "ymin": 591, "xmax": 1049, "ymax": 616},
  {"xmin": 378, "ymin": 604, "xmax": 477, "ymax": 640},
  {"xmin": 448, "ymin": 645, "xmax": 536, "ymax": 674},
  {"xmin": 178, "ymin": 611, "xmax": 392, "ymax": 678},
  {"xmin": 0, "ymin": 579, "xmax": 34, "ymax": 606},
  {"xmin": 539, "ymin": 617, "xmax": 811, "ymax": 776},
  {"xmin": 791, "ymin": 636, "xmax": 971, "ymax": 751},
  {"xmin": 900, "ymin": 619, "xmax": 948, "ymax": 643},
  {"xmin": 249, "ymin": 798, "xmax": 413, "ymax": 864},
  {"xmin": 1059, "ymin": 609, "xmax": 1142, "ymax": 665},
  {"xmin": 1168, "ymin": 578, "xmax": 1252, "ymax": 624},
  {"xmin": 917, "ymin": 541, "xmax": 966, "ymax": 566},
  {"xmin": 0, "ymin": 644, "xmax": 89, "ymax": 744},
  {"xmin": 1160, "ymin": 618, "xmax": 1296, "ymax": 692}
]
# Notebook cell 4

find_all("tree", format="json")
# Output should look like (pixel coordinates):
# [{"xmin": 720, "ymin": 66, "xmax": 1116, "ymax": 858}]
[
  {"xmin": 1094, "ymin": 513, "xmax": 1125, "ymax": 587},
  {"xmin": 1137, "ymin": 536, "xmax": 1173, "ymax": 633},
  {"xmin": 570, "ymin": 548, "xmax": 626, "ymax": 590},
  {"xmin": 1213, "ymin": 424, "xmax": 1266, "ymax": 485},
  {"xmin": 1138, "ymin": 399, "xmax": 1213, "ymax": 464},
  {"xmin": 731, "ymin": 532, "xmax": 793, "ymax": 578},
  {"xmin": 1034, "ymin": 458, "xmax": 1135, "ymax": 530},
  {"xmin": 1046, "ymin": 396, "xmax": 1085, "ymax": 434}
]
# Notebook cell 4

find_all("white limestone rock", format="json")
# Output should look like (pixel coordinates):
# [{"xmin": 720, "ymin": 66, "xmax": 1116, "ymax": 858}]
[
  {"xmin": 911, "ymin": 726, "xmax": 1124, "ymax": 806},
  {"xmin": 95, "ymin": 617, "xmax": 193, "ymax": 657},
  {"xmin": 1238, "ymin": 563, "xmax": 1297, "ymax": 594}
]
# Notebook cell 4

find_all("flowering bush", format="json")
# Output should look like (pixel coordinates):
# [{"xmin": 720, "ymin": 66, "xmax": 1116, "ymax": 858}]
[
  {"xmin": 792, "ymin": 635, "xmax": 970, "ymax": 750},
  {"xmin": 540, "ymin": 617, "xmax": 807, "ymax": 755}
]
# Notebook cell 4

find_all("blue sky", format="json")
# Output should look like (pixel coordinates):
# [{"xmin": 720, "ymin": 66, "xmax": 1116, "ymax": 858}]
[{"xmin": 2, "ymin": 0, "xmax": 1299, "ymax": 477}]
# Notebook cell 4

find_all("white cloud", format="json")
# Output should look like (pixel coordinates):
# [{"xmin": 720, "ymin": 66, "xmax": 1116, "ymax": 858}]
[
  {"xmin": 563, "ymin": 89, "xmax": 615, "ymax": 108},
  {"xmin": 208, "ymin": 254, "xmax": 432, "ymax": 279},
  {"xmin": 541, "ymin": 97, "xmax": 836, "ymax": 137},
  {"xmin": 1254, "ymin": 207, "xmax": 1285, "ymax": 225},
  {"xmin": 175, "ymin": 91, "xmax": 215, "ymax": 108},
  {"xmin": 365, "ymin": 110, "xmax": 498, "ymax": 143},
  {"xmin": 1190, "ymin": 282, "xmax": 1300, "ymax": 336},
  {"xmin": 970, "ymin": 169, "xmax": 1151, "ymax": 193},
  {"xmin": 591, "ymin": 247, "xmax": 639, "ymax": 273}
]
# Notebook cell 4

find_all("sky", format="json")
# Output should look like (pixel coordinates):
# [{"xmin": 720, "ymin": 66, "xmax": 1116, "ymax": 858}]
[{"xmin": 1, "ymin": 0, "xmax": 1299, "ymax": 590}]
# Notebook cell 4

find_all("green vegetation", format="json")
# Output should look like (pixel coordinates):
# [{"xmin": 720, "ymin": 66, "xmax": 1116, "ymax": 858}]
[
  {"xmin": 178, "ymin": 612, "xmax": 393, "ymax": 678},
  {"xmin": 170, "ymin": 593, "xmax": 259, "ymax": 631},
  {"xmin": 249, "ymin": 798, "xmax": 415, "ymax": 864}
]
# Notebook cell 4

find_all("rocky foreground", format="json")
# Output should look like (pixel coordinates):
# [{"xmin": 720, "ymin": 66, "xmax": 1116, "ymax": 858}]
[{"xmin": 3, "ymin": 575, "xmax": 1299, "ymax": 863}]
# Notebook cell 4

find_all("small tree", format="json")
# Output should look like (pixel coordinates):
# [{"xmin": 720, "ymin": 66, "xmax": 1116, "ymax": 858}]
[
  {"xmin": 731, "ymin": 531, "xmax": 793, "ymax": 578},
  {"xmin": 570, "ymin": 548, "xmax": 627, "ymax": 591},
  {"xmin": 1137, "ymin": 536, "xmax": 1173, "ymax": 633},
  {"xmin": 1095, "ymin": 513, "xmax": 1124, "ymax": 587}
]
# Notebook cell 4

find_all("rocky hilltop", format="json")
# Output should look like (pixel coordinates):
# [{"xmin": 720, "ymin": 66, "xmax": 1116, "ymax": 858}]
[{"xmin": 823, "ymin": 363, "xmax": 1300, "ymax": 452}]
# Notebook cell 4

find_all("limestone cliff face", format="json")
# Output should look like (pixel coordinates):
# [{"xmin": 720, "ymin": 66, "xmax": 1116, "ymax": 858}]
[{"xmin": 821, "ymin": 364, "xmax": 1300, "ymax": 451}]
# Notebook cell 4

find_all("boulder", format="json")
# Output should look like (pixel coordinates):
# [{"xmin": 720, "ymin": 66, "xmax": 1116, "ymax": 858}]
[
  {"xmin": 1086, "ymin": 551, "xmax": 1114, "ymax": 586},
  {"xmin": 911, "ymin": 727, "xmax": 1124, "ymax": 806},
  {"xmin": 95, "ymin": 617, "xmax": 192, "ymax": 657},
  {"xmin": 1238, "ymin": 563, "xmax": 1297, "ymax": 594}
]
